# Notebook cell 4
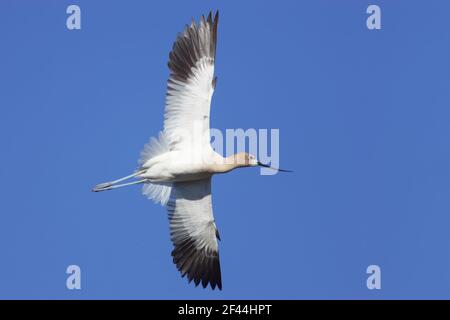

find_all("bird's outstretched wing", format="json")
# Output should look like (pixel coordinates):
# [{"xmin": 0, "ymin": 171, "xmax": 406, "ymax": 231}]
[
  {"xmin": 167, "ymin": 178, "xmax": 222, "ymax": 290},
  {"xmin": 164, "ymin": 11, "xmax": 219, "ymax": 151}
]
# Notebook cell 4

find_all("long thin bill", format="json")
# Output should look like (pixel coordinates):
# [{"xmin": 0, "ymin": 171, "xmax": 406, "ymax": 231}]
[{"xmin": 258, "ymin": 162, "xmax": 293, "ymax": 172}]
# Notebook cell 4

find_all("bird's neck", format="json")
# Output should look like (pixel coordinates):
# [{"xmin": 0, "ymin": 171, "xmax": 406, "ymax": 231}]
[{"xmin": 210, "ymin": 155, "xmax": 244, "ymax": 174}]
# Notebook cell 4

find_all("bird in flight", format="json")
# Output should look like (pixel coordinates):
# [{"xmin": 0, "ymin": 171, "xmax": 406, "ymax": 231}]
[{"xmin": 93, "ymin": 11, "xmax": 291, "ymax": 290}]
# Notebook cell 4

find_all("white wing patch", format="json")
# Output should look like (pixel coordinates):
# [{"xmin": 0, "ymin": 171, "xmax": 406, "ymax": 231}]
[
  {"xmin": 164, "ymin": 59, "xmax": 215, "ymax": 151},
  {"xmin": 163, "ymin": 12, "xmax": 218, "ymax": 152}
]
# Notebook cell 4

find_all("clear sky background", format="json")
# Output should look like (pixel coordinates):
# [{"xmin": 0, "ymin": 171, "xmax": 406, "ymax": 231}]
[{"xmin": 1, "ymin": 0, "xmax": 450, "ymax": 299}]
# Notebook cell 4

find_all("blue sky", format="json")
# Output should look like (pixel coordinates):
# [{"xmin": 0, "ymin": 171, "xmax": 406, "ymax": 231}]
[{"xmin": 1, "ymin": 0, "xmax": 450, "ymax": 299}]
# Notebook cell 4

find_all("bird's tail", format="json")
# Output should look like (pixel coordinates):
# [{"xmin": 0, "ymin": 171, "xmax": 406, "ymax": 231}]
[
  {"xmin": 138, "ymin": 131, "xmax": 173, "ymax": 206},
  {"xmin": 138, "ymin": 131, "xmax": 170, "ymax": 166},
  {"xmin": 92, "ymin": 131, "xmax": 172, "ymax": 205}
]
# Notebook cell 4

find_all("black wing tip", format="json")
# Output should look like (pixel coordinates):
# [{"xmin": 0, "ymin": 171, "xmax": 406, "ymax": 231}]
[
  {"xmin": 207, "ymin": 10, "xmax": 219, "ymax": 22},
  {"xmin": 211, "ymin": 10, "xmax": 219, "ymax": 31},
  {"xmin": 167, "ymin": 10, "xmax": 220, "ymax": 82},
  {"xmin": 172, "ymin": 245, "xmax": 222, "ymax": 291},
  {"xmin": 213, "ymin": 10, "xmax": 219, "ymax": 21}
]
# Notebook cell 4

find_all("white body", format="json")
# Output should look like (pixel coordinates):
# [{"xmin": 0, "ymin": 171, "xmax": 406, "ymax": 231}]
[{"xmin": 138, "ymin": 148, "xmax": 223, "ymax": 183}]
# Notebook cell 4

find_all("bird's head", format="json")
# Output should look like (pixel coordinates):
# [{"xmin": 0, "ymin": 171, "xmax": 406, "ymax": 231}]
[
  {"xmin": 233, "ymin": 152, "xmax": 258, "ymax": 167},
  {"xmin": 233, "ymin": 152, "xmax": 292, "ymax": 172}
]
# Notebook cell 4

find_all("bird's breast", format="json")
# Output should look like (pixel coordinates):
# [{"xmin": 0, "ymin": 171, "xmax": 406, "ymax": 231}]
[{"xmin": 140, "ymin": 152, "xmax": 214, "ymax": 183}]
